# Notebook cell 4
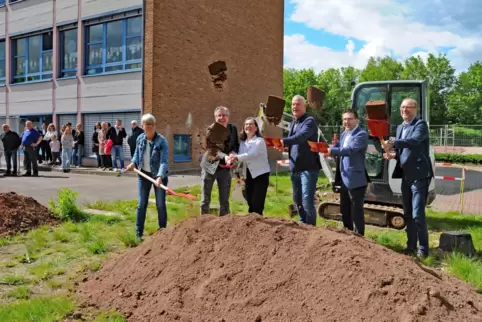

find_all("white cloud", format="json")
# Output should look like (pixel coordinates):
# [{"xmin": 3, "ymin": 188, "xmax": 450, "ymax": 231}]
[{"xmin": 285, "ymin": 0, "xmax": 482, "ymax": 72}]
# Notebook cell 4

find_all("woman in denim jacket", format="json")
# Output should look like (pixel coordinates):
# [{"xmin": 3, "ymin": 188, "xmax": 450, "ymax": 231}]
[{"xmin": 127, "ymin": 114, "xmax": 169, "ymax": 240}]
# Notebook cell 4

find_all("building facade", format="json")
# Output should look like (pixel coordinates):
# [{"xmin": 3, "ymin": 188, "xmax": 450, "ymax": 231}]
[
  {"xmin": 0, "ymin": 0, "xmax": 143, "ymax": 165},
  {"xmin": 143, "ymin": 0, "xmax": 284, "ymax": 170}
]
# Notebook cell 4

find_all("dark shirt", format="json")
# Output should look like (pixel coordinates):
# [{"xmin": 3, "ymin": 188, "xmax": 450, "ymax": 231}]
[
  {"xmin": 21, "ymin": 129, "xmax": 41, "ymax": 147},
  {"xmin": 0, "ymin": 130, "xmax": 21, "ymax": 151},
  {"xmin": 107, "ymin": 126, "xmax": 127, "ymax": 146}
]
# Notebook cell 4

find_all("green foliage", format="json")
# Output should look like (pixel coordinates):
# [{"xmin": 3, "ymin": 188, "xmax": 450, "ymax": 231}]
[
  {"xmin": 49, "ymin": 188, "xmax": 89, "ymax": 223},
  {"xmin": 435, "ymin": 153, "xmax": 482, "ymax": 164},
  {"xmin": 0, "ymin": 296, "xmax": 74, "ymax": 322},
  {"xmin": 282, "ymin": 53, "xmax": 481, "ymax": 126}
]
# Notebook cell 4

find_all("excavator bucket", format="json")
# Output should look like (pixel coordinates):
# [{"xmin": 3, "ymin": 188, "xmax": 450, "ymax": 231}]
[
  {"xmin": 365, "ymin": 100, "xmax": 389, "ymax": 138},
  {"xmin": 307, "ymin": 86, "xmax": 325, "ymax": 110},
  {"xmin": 263, "ymin": 95, "xmax": 285, "ymax": 126}
]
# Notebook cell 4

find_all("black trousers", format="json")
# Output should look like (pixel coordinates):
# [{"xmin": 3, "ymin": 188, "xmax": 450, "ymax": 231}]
[
  {"xmin": 340, "ymin": 183, "xmax": 367, "ymax": 236},
  {"xmin": 245, "ymin": 169, "xmax": 270, "ymax": 215},
  {"xmin": 24, "ymin": 146, "xmax": 39, "ymax": 175}
]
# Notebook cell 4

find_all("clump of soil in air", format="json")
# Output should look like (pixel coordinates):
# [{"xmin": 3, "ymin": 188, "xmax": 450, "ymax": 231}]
[
  {"xmin": 0, "ymin": 192, "xmax": 59, "ymax": 237},
  {"xmin": 77, "ymin": 214, "xmax": 482, "ymax": 322}
]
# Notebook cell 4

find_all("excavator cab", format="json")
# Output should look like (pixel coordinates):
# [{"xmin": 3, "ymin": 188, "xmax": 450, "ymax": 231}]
[{"xmin": 318, "ymin": 80, "xmax": 436, "ymax": 230}]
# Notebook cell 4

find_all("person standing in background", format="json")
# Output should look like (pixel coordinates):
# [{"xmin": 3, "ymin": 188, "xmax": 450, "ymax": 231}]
[
  {"xmin": 128, "ymin": 120, "xmax": 144, "ymax": 158},
  {"xmin": 72, "ymin": 123, "xmax": 85, "ymax": 167},
  {"xmin": 108, "ymin": 120, "xmax": 127, "ymax": 172}
]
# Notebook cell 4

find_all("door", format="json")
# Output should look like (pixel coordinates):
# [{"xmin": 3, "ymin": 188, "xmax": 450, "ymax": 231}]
[{"xmin": 83, "ymin": 112, "xmax": 141, "ymax": 159}]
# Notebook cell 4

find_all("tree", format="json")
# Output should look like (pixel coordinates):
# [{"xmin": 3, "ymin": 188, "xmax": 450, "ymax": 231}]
[
  {"xmin": 359, "ymin": 57, "xmax": 404, "ymax": 82},
  {"xmin": 447, "ymin": 61, "xmax": 482, "ymax": 124}
]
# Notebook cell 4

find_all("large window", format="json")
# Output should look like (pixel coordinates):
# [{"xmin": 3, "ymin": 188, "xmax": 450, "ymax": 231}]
[
  {"xmin": 173, "ymin": 134, "xmax": 192, "ymax": 162},
  {"xmin": 13, "ymin": 33, "xmax": 53, "ymax": 83},
  {"xmin": 60, "ymin": 29, "xmax": 78, "ymax": 78},
  {"xmin": 85, "ymin": 16, "xmax": 142, "ymax": 75},
  {"xmin": 0, "ymin": 41, "xmax": 5, "ymax": 85}
]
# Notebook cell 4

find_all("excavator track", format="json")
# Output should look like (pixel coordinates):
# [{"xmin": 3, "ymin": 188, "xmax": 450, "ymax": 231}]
[{"xmin": 317, "ymin": 199, "xmax": 406, "ymax": 230}]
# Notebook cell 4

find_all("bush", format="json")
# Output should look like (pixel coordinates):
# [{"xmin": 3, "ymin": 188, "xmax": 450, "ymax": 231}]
[
  {"xmin": 435, "ymin": 153, "xmax": 482, "ymax": 164},
  {"xmin": 49, "ymin": 188, "xmax": 89, "ymax": 223}
]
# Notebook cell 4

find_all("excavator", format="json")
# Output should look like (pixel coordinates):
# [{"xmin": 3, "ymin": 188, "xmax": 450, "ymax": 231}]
[{"xmin": 255, "ymin": 80, "xmax": 436, "ymax": 230}]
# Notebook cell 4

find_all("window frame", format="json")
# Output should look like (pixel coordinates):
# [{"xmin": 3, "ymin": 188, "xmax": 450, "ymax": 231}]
[
  {"xmin": 0, "ymin": 40, "xmax": 5, "ymax": 85},
  {"xmin": 84, "ymin": 16, "xmax": 142, "ymax": 76},
  {"xmin": 173, "ymin": 134, "xmax": 192, "ymax": 163},
  {"xmin": 59, "ymin": 28, "xmax": 78, "ymax": 78},
  {"xmin": 12, "ymin": 32, "xmax": 53, "ymax": 84}
]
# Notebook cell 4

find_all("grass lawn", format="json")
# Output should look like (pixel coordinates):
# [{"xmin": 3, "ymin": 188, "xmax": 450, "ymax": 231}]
[{"xmin": 0, "ymin": 172, "xmax": 480, "ymax": 321}]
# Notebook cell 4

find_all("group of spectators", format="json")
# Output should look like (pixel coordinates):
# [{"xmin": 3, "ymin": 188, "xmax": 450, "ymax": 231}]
[{"xmin": 0, "ymin": 119, "xmax": 145, "ymax": 176}]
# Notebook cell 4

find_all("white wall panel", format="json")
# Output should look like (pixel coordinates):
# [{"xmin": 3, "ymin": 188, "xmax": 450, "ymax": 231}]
[
  {"xmin": 0, "ymin": 6, "xmax": 6, "ymax": 39},
  {"xmin": 56, "ymin": 0, "xmax": 78, "ymax": 24},
  {"xmin": 9, "ymin": 0, "xmax": 53, "ymax": 36},
  {"xmin": 82, "ymin": 0, "xmax": 141, "ymax": 19},
  {"xmin": 55, "ymin": 78, "xmax": 77, "ymax": 114},
  {"xmin": 9, "ymin": 81, "xmax": 52, "ymax": 116},
  {"xmin": 81, "ymin": 72, "xmax": 141, "ymax": 113}
]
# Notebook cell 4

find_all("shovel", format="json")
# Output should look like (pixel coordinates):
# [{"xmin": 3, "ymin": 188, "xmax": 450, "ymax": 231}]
[{"xmin": 133, "ymin": 168, "xmax": 197, "ymax": 200}]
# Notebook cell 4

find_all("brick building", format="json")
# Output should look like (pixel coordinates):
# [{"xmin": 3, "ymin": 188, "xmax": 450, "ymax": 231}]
[
  {"xmin": 143, "ymin": 0, "xmax": 284, "ymax": 170},
  {"xmin": 0, "ymin": 0, "xmax": 284, "ymax": 169}
]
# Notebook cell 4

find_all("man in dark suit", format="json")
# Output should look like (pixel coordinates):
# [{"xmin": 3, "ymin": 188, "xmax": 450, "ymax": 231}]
[
  {"xmin": 277, "ymin": 95, "xmax": 321, "ymax": 226},
  {"xmin": 328, "ymin": 110, "xmax": 369, "ymax": 236},
  {"xmin": 382, "ymin": 98, "xmax": 434, "ymax": 258}
]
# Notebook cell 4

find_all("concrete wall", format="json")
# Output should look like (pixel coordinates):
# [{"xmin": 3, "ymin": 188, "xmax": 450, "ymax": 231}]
[
  {"xmin": 0, "ymin": 6, "xmax": 6, "ymax": 39},
  {"xmin": 56, "ymin": 78, "xmax": 77, "ymax": 114},
  {"xmin": 81, "ymin": 71, "xmax": 141, "ymax": 113},
  {"xmin": 9, "ymin": 81, "xmax": 53, "ymax": 115},
  {"xmin": 143, "ymin": 0, "xmax": 284, "ymax": 168},
  {"xmin": 56, "ymin": 0, "xmax": 78, "ymax": 24},
  {"xmin": 9, "ymin": 0, "xmax": 53, "ymax": 35},
  {"xmin": 82, "ymin": 0, "xmax": 141, "ymax": 18}
]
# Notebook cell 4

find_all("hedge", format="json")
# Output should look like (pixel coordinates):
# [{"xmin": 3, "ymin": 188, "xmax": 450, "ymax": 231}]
[{"xmin": 435, "ymin": 153, "xmax": 482, "ymax": 164}]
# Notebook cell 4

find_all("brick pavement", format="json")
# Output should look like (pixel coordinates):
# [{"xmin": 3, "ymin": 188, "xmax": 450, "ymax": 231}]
[{"xmin": 431, "ymin": 166, "xmax": 482, "ymax": 214}]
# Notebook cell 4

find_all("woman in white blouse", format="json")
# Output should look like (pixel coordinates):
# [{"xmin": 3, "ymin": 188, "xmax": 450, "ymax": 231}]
[{"xmin": 228, "ymin": 117, "xmax": 270, "ymax": 215}]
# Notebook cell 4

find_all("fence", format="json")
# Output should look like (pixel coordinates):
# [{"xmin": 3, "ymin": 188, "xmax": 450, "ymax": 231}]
[{"xmin": 434, "ymin": 162, "xmax": 466, "ymax": 213}]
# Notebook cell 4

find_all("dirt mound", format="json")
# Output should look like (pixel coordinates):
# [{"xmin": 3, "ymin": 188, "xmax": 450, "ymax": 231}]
[
  {"xmin": 77, "ymin": 215, "xmax": 482, "ymax": 322},
  {"xmin": 0, "ymin": 192, "xmax": 59, "ymax": 237}
]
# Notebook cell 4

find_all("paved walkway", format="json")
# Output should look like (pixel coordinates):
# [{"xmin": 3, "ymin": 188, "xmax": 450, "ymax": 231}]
[
  {"xmin": 431, "ymin": 166, "xmax": 482, "ymax": 214},
  {"xmin": 0, "ymin": 171, "xmax": 200, "ymax": 207}
]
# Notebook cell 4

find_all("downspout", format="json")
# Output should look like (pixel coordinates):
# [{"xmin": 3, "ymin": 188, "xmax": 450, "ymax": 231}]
[
  {"xmin": 5, "ymin": 1, "xmax": 9, "ymax": 121},
  {"xmin": 52, "ymin": 0, "xmax": 57, "ymax": 126},
  {"xmin": 141, "ymin": 0, "xmax": 145, "ymax": 115},
  {"xmin": 76, "ymin": 0, "xmax": 82, "ymax": 123}
]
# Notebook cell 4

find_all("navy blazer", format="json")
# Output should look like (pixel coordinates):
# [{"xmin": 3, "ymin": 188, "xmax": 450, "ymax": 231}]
[
  {"xmin": 392, "ymin": 117, "xmax": 434, "ymax": 182},
  {"xmin": 330, "ymin": 126, "xmax": 369, "ymax": 189},
  {"xmin": 283, "ymin": 113, "xmax": 321, "ymax": 173}
]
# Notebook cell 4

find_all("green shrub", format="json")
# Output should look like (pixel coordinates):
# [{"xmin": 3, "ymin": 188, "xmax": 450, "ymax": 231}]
[
  {"xmin": 49, "ymin": 188, "xmax": 89, "ymax": 222},
  {"xmin": 435, "ymin": 153, "xmax": 482, "ymax": 164}
]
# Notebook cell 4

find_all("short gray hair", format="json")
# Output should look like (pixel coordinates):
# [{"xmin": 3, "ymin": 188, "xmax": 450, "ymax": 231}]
[
  {"xmin": 141, "ymin": 113, "xmax": 156, "ymax": 124},
  {"xmin": 292, "ymin": 95, "xmax": 306, "ymax": 105},
  {"xmin": 401, "ymin": 98, "xmax": 417, "ymax": 108},
  {"xmin": 214, "ymin": 106, "xmax": 230, "ymax": 116}
]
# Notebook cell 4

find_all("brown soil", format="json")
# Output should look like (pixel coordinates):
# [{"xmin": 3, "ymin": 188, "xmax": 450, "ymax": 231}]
[
  {"xmin": 0, "ymin": 192, "xmax": 59, "ymax": 237},
  {"xmin": 77, "ymin": 215, "xmax": 482, "ymax": 322}
]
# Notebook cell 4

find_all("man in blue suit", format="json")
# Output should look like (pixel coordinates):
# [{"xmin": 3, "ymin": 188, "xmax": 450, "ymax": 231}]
[
  {"xmin": 328, "ymin": 110, "xmax": 369, "ymax": 236},
  {"xmin": 277, "ymin": 95, "xmax": 321, "ymax": 226},
  {"xmin": 383, "ymin": 98, "xmax": 434, "ymax": 258}
]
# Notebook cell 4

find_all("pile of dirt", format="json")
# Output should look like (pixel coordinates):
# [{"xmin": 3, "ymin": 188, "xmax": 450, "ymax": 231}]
[
  {"xmin": 77, "ymin": 215, "xmax": 482, "ymax": 322},
  {"xmin": 0, "ymin": 192, "xmax": 59, "ymax": 237}
]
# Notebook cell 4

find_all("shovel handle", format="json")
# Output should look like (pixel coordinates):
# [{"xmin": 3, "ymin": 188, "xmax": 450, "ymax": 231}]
[{"xmin": 132, "ymin": 168, "xmax": 197, "ymax": 200}]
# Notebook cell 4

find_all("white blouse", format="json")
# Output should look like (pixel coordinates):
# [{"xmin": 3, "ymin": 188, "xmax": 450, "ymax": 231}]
[{"xmin": 237, "ymin": 135, "xmax": 270, "ymax": 178}]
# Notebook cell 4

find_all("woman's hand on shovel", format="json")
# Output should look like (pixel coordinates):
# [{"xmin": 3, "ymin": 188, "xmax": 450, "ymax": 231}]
[{"xmin": 126, "ymin": 163, "xmax": 136, "ymax": 171}]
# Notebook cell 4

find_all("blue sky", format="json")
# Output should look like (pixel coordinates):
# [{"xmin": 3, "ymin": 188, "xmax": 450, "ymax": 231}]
[{"xmin": 283, "ymin": 0, "xmax": 482, "ymax": 72}]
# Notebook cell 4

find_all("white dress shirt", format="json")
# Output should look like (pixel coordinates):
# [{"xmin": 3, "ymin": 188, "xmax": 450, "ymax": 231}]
[
  {"xmin": 237, "ymin": 135, "xmax": 271, "ymax": 178},
  {"xmin": 342, "ymin": 125, "xmax": 359, "ymax": 148}
]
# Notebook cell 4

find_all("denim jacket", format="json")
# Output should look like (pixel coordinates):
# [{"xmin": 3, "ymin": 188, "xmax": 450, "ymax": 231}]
[{"xmin": 132, "ymin": 132, "xmax": 169, "ymax": 178}]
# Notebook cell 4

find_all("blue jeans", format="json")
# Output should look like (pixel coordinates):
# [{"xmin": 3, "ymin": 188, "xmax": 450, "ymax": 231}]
[
  {"xmin": 111, "ymin": 145, "xmax": 125, "ymax": 169},
  {"xmin": 72, "ymin": 144, "xmax": 84, "ymax": 166},
  {"xmin": 5, "ymin": 151, "xmax": 18, "ymax": 173},
  {"xmin": 62, "ymin": 147, "xmax": 73, "ymax": 169},
  {"xmin": 136, "ymin": 171, "xmax": 168, "ymax": 237},
  {"xmin": 402, "ymin": 178, "xmax": 430, "ymax": 255},
  {"xmin": 291, "ymin": 170, "xmax": 320, "ymax": 226}
]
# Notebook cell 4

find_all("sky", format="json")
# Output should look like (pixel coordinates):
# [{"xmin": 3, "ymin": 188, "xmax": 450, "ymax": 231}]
[{"xmin": 283, "ymin": 0, "xmax": 482, "ymax": 73}]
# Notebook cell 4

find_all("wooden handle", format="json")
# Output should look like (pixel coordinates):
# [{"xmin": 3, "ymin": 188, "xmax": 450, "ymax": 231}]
[{"xmin": 133, "ymin": 168, "xmax": 168, "ymax": 191}]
